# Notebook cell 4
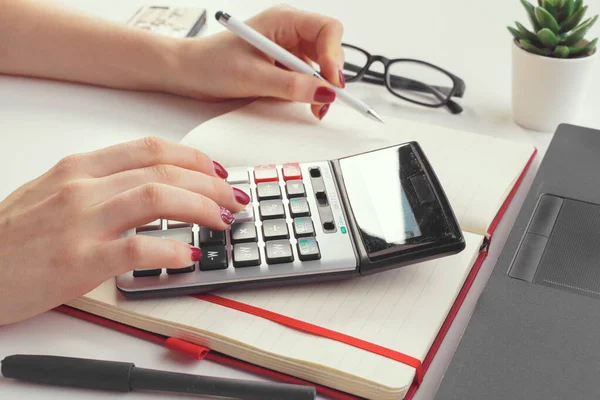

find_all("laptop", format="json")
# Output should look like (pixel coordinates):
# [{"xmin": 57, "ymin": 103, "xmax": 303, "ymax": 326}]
[{"xmin": 435, "ymin": 123, "xmax": 600, "ymax": 400}]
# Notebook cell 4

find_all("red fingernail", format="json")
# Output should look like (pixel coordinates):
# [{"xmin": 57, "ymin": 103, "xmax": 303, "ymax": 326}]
[
  {"xmin": 319, "ymin": 104, "xmax": 330, "ymax": 120},
  {"xmin": 233, "ymin": 187, "xmax": 250, "ymax": 205},
  {"xmin": 220, "ymin": 207, "xmax": 235, "ymax": 224},
  {"xmin": 314, "ymin": 87, "xmax": 336, "ymax": 103},
  {"xmin": 338, "ymin": 70, "xmax": 346, "ymax": 88},
  {"xmin": 213, "ymin": 161, "xmax": 228, "ymax": 179},
  {"xmin": 191, "ymin": 247, "xmax": 202, "ymax": 262}
]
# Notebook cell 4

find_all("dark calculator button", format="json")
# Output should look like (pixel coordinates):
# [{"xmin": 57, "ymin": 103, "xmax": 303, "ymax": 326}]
[
  {"xmin": 231, "ymin": 222, "xmax": 258, "ymax": 243},
  {"xmin": 285, "ymin": 180, "xmax": 305, "ymax": 198},
  {"xmin": 259, "ymin": 200, "xmax": 285, "ymax": 220},
  {"xmin": 257, "ymin": 182, "xmax": 281, "ymax": 200},
  {"xmin": 262, "ymin": 219, "xmax": 289, "ymax": 241},
  {"xmin": 266, "ymin": 240, "xmax": 294, "ymax": 264},
  {"xmin": 133, "ymin": 268, "xmax": 162, "ymax": 277},
  {"xmin": 167, "ymin": 220, "xmax": 192, "ymax": 229},
  {"xmin": 137, "ymin": 227, "xmax": 193, "ymax": 244},
  {"xmin": 233, "ymin": 206, "xmax": 255, "ymax": 223},
  {"xmin": 297, "ymin": 237, "xmax": 321, "ymax": 261},
  {"xmin": 199, "ymin": 246, "xmax": 228, "ymax": 271},
  {"xmin": 167, "ymin": 265, "xmax": 195, "ymax": 274},
  {"xmin": 293, "ymin": 217, "xmax": 315, "ymax": 237},
  {"xmin": 233, "ymin": 243, "xmax": 261, "ymax": 267},
  {"xmin": 199, "ymin": 227, "xmax": 226, "ymax": 246},
  {"xmin": 289, "ymin": 197, "xmax": 310, "ymax": 217}
]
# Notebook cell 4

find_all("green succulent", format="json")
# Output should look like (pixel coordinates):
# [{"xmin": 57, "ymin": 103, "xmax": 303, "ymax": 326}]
[{"xmin": 508, "ymin": 0, "xmax": 598, "ymax": 58}]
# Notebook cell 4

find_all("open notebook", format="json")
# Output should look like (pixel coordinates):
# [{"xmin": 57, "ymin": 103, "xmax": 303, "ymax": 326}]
[{"xmin": 64, "ymin": 99, "xmax": 536, "ymax": 400}]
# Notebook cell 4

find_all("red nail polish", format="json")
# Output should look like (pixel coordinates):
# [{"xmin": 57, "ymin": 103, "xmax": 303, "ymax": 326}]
[
  {"xmin": 213, "ymin": 161, "xmax": 228, "ymax": 179},
  {"xmin": 338, "ymin": 70, "xmax": 346, "ymax": 88},
  {"xmin": 233, "ymin": 187, "xmax": 250, "ymax": 205},
  {"xmin": 314, "ymin": 87, "xmax": 336, "ymax": 103},
  {"xmin": 319, "ymin": 104, "xmax": 330, "ymax": 120},
  {"xmin": 191, "ymin": 247, "xmax": 202, "ymax": 262},
  {"xmin": 220, "ymin": 207, "xmax": 235, "ymax": 224}
]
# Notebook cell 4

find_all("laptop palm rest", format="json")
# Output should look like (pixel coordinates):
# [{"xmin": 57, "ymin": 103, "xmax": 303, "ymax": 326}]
[{"xmin": 509, "ymin": 193, "xmax": 600, "ymax": 300}]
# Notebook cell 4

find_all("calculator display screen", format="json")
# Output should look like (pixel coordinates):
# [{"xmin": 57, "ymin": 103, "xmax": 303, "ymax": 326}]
[{"xmin": 338, "ymin": 143, "xmax": 454, "ymax": 260}]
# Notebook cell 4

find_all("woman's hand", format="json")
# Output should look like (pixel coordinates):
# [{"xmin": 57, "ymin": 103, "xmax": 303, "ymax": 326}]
[
  {"xmin": 0, "ymin": 137, "xmax": 249, "ymax": 326},
  {"xmin": 168, "ymin": 5, "xmax": 345, "ymax": 120}
]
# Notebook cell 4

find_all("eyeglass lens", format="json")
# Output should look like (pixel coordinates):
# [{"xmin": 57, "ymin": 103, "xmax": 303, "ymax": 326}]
[{"xmin": 341, "ymin": 46, "xmax": 454, "ymax": 106}]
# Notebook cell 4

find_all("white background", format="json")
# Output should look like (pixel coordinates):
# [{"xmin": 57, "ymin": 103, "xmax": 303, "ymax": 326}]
[{"xmin": 1, "ymin": 0, "xmax": 600, "ymax": 399}]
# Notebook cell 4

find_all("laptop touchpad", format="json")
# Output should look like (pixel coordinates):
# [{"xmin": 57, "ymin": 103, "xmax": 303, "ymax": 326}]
[{"xmin": 509, "ymin": 194, "xmax": 600, "ymax": 300}]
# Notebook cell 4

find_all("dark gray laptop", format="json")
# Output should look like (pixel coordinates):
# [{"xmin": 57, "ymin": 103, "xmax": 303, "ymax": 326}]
[{"xmin": 435, "ymin": 123, "xmax": 600, "ymax": 400}]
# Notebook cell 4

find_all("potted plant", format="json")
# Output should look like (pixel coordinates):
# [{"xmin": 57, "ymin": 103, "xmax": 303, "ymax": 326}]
[{"xmin": 508, "ymin": 0, "xmax": 598, "ymax": 132}]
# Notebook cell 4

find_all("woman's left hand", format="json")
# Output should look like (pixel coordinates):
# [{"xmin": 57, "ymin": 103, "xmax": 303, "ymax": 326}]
[{"xmin": 168, "ymin": 5, "xmax": 345, "ymax": 120}]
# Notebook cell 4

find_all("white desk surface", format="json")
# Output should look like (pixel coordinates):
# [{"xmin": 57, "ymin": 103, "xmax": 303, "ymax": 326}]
[{"xmin": 1, "ymin": 0, "xmax": 599, "ymax": 399}]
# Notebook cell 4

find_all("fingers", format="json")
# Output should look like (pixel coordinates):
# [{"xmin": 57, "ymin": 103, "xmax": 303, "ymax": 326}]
[
  {"xmin": 53, "ymin": 136, "xmax": 228, "ymax": 179},
  {"xmin": 92, "ymin": 234, "xmax": 200, "ymax": 276},
  {"xmin": 86, "ymin": 165, "xmax": 250, "ymax": 212},
  {"xmin": 273, "ymin": 6, "xmax": 345, "ymax": 87},
  {"xmin": 91, "ymin": 183, "xmax": 236, "ymax": 235},
  {"xmin": 261, "ymin": 66, "xmax": 337, "ymax": 105}
]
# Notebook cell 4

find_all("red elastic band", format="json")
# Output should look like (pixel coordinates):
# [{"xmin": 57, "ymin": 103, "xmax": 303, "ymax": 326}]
[{"xmin": 193, "ymin": 293, "xmax": 424, "ymax": 386}]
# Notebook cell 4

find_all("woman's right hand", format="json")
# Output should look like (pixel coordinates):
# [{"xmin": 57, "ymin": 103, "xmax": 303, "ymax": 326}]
[{"xmin": 0, "ymin": 137, "xmax": 249, "ymax": 326}]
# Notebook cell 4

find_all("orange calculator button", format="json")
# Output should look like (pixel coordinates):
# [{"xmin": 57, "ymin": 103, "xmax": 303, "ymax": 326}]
[
  {"xmin": 282, "ymin": 163, "xmax": 302, "ymax": 181},
  {"xmin": 253, "ymin": 164, "xmax": 278, "ymax": 182}
]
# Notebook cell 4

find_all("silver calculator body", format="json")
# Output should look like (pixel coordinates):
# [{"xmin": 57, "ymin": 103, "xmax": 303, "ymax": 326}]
[
  {"xmin": 116, "ymin": 142, "xmax": 465, "ymax": 298},
  {"xmin": 116, "ymin": 161, "xmax": 359, "ymax": 298}
]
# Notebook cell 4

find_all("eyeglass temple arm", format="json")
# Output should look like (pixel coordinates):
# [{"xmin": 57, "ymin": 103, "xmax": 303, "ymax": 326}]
[{"xmin": 343, "ymin": 63, "xmax": 463, "ymax": 98}]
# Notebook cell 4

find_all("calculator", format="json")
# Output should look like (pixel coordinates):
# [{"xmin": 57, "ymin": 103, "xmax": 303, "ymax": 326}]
[{"xmin": 116, "ymin": 142, "xmax": 465, "ymax": 298}]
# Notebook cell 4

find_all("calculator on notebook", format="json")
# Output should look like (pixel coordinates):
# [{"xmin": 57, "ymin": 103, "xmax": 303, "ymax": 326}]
[{"xmin": 116, "ymin": 142, "xmax": 465, "ymax": 298}]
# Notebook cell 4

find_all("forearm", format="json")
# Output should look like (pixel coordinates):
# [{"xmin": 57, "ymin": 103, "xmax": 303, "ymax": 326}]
[{"xmin": 0, "ymin": 0, "xmax": 182, "ymax": 92}]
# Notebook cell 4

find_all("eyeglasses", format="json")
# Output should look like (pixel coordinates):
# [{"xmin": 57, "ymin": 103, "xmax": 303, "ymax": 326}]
[{"xmin": 341, "ymin": 43, "xmax": 466, "ymax": 114}]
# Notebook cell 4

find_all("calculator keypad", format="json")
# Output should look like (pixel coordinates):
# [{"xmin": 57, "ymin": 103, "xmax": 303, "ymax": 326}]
[{"xmin": 118, "ymin": 162, "xmax": 358, "ymax": 295}]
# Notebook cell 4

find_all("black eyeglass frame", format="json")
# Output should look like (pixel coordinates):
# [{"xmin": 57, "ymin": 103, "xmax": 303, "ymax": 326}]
[{"xmin": 341, "ymin": 43, "xmax": 466, "ymax": 114}]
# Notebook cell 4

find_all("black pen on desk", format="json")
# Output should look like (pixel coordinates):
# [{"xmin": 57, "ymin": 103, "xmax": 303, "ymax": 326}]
[{"xmin": 1, "ymin": 354, "xmax": 316, "ymax": 400}]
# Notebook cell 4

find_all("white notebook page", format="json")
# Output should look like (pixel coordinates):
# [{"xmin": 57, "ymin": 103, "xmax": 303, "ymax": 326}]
[
  {"xmin": 67, "ymin": 100, "xmax": 534, "ymax": 399},
  {"xmin": 182, "ymin": 98, "xmax": 534, "ymax": 235},
  {"xmin": 71, "ymin": 231, "xmax": 482, "ymax": 399}
]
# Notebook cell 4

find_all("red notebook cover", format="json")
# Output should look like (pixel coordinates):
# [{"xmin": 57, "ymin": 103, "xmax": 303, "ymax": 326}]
[{"xmin": 55, "ymin": 149, "xmax": 536, "ymax": 400}]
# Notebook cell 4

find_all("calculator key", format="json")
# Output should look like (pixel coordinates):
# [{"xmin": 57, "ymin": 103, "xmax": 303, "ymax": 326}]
[
  {"xmin": 266, "ymin": 240, "xmax": 294, "ymax": 264},
  {"xmin": 285, "ymin": 180, "xmax": 305, "ymax": 198},
  {"xmin": 136, "ymin": 219, "xmax": 162, "ymax": 232},
  {"xmin": 233, "ymin": 206, "xmax": 255, "ymax": 223},
  {"xmin": 262, "ymin": 219, "xmax": 289, "ymax": 241},
  {"xmin": 231, "ymin": 222, "xmax": 258, "ymax": 243},
  {"xmin": 297, "ymin": 237, "xmax": 321, "ymax": 261},
  {"xmin": 293, "ymin": 217, "xmax": 315, "ymax": 238},
  {"xmin": 289, "ymin": 197, "xmax": 311, "ymax": 217},
  {"xmin": 257, "ymin": 182, "xmax": 281, "ymax": 200},
  {"xmin": 233, "ymin": 243, "xmax": 261, "ymax": 267},
  {"xmin": 282, "ymin": 162, "xmax": 302, "ymax": 181},
  {"xmin": 232, "ymin": 184, "xmax": 252, "ymax": 201},
  {"xmin": 167, "ymin": 220, "xmax": 192, "ymax": 229},
  {"xmin": 199, "ymin": 227, "xmax": 226, "ymax": 246},
  {"xmin": 226, "ymin": 167, "xmax": 250, "ymax": 184},
  {"xmin": 259, "ymin": 200, "xmax": 286, "ymax": 220},
  {"xmin": 253, "ymin": 164, "xmax": 278, "ymax": 182},
  {"xmin": 133, "ymin": 268, "xmax": 162, "ymax": 277},
  {"xmin": 167, "ymin": 265, "xmax": 195, "ymax": 274},
  {"xmin": 199, "ymin": 246, "xmax": 228, "ymax": 271},
  {"xmin": 137, "ymin": 227, "xmax": 193, "ymax": 244}
]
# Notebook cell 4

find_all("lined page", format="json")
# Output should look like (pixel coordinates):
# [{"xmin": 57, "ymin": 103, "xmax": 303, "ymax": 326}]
[
  {"xmin": 182, "ymin": 99, "xmax": 534, "ymax": 235},
  {"xmin": 70, "ymin": 232, "xmax": 482, "ymax": 399}
]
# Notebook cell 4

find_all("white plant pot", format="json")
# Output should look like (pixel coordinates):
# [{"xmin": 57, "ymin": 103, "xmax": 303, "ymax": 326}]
[{"xmin": 511, "ymin": 40, "xmax": 597, "ymax": 132}]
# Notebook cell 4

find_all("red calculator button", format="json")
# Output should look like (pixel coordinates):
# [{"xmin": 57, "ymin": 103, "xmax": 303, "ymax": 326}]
[
  {"xmin": 254, "ymin": 164, "xmax": 278, "ymax": 182},
  {"xmin": 282, "ymin": 163, "xmax": 302, "ymax": 181}
]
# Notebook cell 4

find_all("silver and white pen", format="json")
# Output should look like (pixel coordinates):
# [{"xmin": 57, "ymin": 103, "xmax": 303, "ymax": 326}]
[{"xmin": 215, "ymin": 11, "xmax": 384, "ymax": 123}]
